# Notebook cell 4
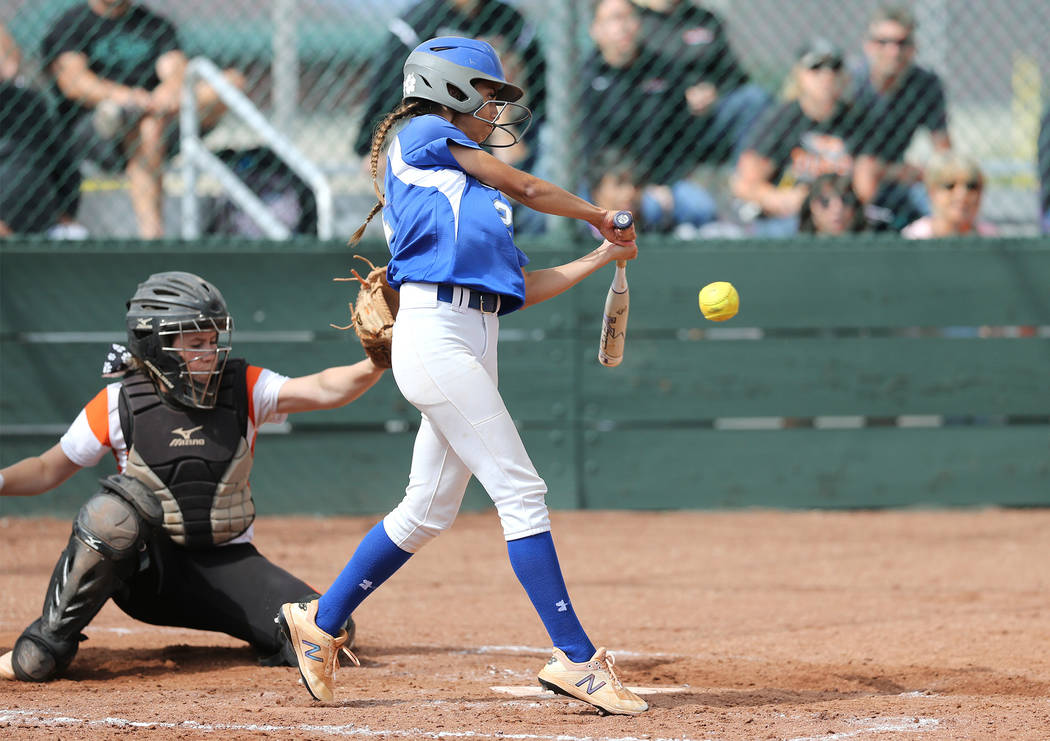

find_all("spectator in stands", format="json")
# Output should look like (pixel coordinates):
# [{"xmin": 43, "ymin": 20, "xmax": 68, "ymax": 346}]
[
  {"xmin": 849, "ymin": 4, "xmax": 951, "ymax": 230},
  {"xmin": 580, "ymin": 147, "xmax": 651, "ymax": 238},
  {"xmin": 1038, "ymin": 103, "xmax": 1050, "ymax": 234},
  {"xmin": 629, "ymin": 0, "xmax": 769, "ymax": 165},
  {"xmin": 732, "ymin": 38, "xmax": 865, "ymax": 236},
  {"xmin": 798, "ymin": 174, "xmax": 868, "ymax": 235},
  {"xmin": 0, "ymin": 24, "xmax": 86, "ymax": 238},
  {"xmin": 582, "ymin": 0, "xmax": 718, "ymax": 236},
  {"xmin": 40, "ymin": 0, "xmax": 245, "ymax": 238},
  {"xmin": 351, "ymin": 0, "xmax": 544, "ymax": 168},
  {"xmin": 901, "ymin": 152, "xmax": 996, "ymax": 238}
]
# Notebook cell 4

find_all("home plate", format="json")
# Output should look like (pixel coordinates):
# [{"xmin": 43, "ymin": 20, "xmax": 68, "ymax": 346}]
[{"xmin": 491, "ymin": 685, "xmax": 689, "ymax": 697}]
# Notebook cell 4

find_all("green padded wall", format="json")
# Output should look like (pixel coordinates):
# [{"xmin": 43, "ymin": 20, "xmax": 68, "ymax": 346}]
[{"xmin": 2, "ymin": 237, "xmax": 1049, "ymax": 517}]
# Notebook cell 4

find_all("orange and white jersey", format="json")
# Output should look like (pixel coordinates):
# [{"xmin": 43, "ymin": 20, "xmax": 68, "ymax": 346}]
[{"xmin": 59, "ymin": 365, "xmax": 289, "ymax": 471}]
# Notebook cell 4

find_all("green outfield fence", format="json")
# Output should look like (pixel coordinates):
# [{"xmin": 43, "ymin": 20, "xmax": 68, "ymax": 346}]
[
  {"xmin": 2, "ymin": 236, "xmax": 1048, "ymax": 518},
  {"xmin": 1, "ymin": 0, "xmax": 1049, "ymax": 241}
]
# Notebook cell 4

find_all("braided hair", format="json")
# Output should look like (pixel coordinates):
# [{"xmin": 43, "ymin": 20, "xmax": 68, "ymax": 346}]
[{"xmin": 349, "ymin": 100, "xmax": 439, "ymax": 245}]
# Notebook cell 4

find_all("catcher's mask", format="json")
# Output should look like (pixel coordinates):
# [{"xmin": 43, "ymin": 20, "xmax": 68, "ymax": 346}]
[
  {"xmin": 402, "ymin": 36, "xmax": 532, "ymax": 147},
  {"xmin": 125, "ymin": 272, "xmax": 232, "ymax": 409}
]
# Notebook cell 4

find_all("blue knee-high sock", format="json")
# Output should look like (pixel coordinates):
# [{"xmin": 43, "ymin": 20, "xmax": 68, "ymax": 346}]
[
  {"xmin": 315, "ymin": 521, "xmax": 412, "ymax": 636},
  {"xmin": 506, "ymin": 531, "xmax": 595, "ymax": 663}
]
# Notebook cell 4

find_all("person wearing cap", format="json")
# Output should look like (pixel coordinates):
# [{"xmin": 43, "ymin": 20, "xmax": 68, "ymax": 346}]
[
  {"xmin": 849, "ymin": 4, "xmax": 951, "ymax": 229},
  {"xmin": 731, "ymin": 37, "xmax": 866, "ymax": 236}
]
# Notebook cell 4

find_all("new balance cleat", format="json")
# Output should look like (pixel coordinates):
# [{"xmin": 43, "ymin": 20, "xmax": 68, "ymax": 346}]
[
  {"xmin": 276, "ymin": 599, "xmax": 354, "ymax": 702},
  {"xmin": 538, "ymin": 647, "xmax": 649, "ymax": 715}
]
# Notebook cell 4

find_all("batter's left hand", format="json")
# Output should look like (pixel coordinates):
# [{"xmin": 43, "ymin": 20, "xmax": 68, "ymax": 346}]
[
  {"xmin": 599, "ymin": 239, "xmax": 637, "ymax": 265},
  {"xmin": 597, "ymin": 210, "xmax": 637, "ymax": 246}
]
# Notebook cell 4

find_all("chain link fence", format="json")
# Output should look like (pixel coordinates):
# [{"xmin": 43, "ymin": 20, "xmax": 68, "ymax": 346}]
[{"xmin": 1, "ymin": 0, "xmax": 1047, "ymax": 240}]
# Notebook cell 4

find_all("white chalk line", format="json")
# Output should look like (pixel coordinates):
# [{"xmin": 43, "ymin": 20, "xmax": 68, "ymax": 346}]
[
  {"xmin": 0, "ymin": 708, "xmax": 941, "ymax": 740},
  {"xmin": 784, "ymin": 717, "xmax": 940, "ymax": 740},
  {"xmin": 462, "ymin": 644, "xmax": 685, "ymax": 660},
  {"xmin": 0, "ymin": 631, "xmax": 686, "ymax": 661},
  {"xmin": 491, "ymin": 685, "xmax": 690, "ymax": 697},
  {"xmin": 0, "ymin": 708, "xmax": 696, "ymax": 741}
]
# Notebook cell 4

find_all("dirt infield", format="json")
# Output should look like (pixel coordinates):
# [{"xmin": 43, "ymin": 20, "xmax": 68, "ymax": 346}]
[{"xmin": 2, "ymin": 508, "xmax": 1050, "ymax": 740}]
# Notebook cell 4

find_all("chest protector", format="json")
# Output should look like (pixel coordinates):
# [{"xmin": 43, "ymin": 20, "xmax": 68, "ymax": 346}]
[{"xmin": 119, "ymin": 359, "xmax": 255, "ymax": 548}]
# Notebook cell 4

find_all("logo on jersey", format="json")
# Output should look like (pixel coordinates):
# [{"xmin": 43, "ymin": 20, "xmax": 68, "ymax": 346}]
[
  {"xmin": 493, "ymin": 199, "xmax": 513, "ymax": 229},
  {"xmin": 170, "ymin": 425, "xmax": 205, "ymax": 447}
]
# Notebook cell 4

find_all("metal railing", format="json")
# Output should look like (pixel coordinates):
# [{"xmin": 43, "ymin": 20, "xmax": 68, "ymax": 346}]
[{"xmin": 179, "ymin": 56, "xmax": 333, "ymax": 239}]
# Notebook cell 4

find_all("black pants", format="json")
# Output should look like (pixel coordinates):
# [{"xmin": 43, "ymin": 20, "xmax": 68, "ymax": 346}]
[{"xmin": 114, "ymin": 533, "xmax": 317, "ymax": 658}]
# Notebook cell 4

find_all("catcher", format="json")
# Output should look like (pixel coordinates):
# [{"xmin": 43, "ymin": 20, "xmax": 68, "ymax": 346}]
[{"xmin": 0, "ymin": 271, "xmax": 384, "ymax": 681}]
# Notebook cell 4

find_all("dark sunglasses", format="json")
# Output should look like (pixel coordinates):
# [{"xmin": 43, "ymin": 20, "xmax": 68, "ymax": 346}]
[
  {"xmin": 939, "ymin": 180, "xmax": 981, "ymax": 192},
  {"xmin": 805, "ymin": 58, "xmax": 843, "ymax": 72},
  {"xmin": 870, "ymin": 36, "xmax": 913, "ymax": 47}
]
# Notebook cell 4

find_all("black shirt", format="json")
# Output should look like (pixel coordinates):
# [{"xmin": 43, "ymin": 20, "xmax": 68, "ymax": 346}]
[
  {"xmin": 579, "ymin": 48, "xmax": 700, "ymax": 183},
  {"xmin": 744, "ymin": 100, "xmax": 865, "ymax": 188},
  {"xmin": 40, "ymin": 3, "xmax": 180, "ymax": 121},
  {"xmin": 0, "ymin": 82, "xmax": 63, "ymax": 232},
  {"xmin": 637, "ymin": 3, "xmax": 749, "ymax": 92},
  {"xmin": 1039, "ymin": 104, "xmax": 1050, "ymax": 220},
  {"xmin": 848, "ymin": 61, "xmax": 948, "ymax": 163}
]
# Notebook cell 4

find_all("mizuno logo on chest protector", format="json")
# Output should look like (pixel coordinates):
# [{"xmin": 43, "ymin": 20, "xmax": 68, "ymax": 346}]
[{"xmin": 169, "ymin": 425, "xmax": 205, "ymax": 447}]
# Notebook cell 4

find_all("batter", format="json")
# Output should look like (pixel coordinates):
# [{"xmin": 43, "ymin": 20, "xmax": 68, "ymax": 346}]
[{"xmin": 278, "ymin": 36, "xmax": 646, "ymax": 715}]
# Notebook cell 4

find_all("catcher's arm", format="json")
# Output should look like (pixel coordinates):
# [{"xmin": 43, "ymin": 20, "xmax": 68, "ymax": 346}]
[
  {"xmin": 0, "ymin": 443, "xmax": 82, "ymax": 497},
  {"xmin": 276, "ymin": 357, "xmax": 385, "ymax": 415},
  {"xmin": 521, "ymin": 238, "xmax": 637, "ymax": 310}
]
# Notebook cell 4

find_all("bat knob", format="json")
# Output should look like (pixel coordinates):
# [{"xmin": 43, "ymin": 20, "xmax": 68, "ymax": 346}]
[{"xmin": 613, "ymin": 210, "xmax": 634, "ymax": 229}]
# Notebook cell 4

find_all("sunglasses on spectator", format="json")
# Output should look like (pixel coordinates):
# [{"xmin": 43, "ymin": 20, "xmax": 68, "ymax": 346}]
[
  {"xmin": 938, "ymin": 180, "xmax": 982, "ymax": 192},
  {"xmin": 804, "ymin": 58, "xmax": 843, "ymax": 72},
  {"xmin": 870, "ymin": 36, "xmax": 913, "ymax": 47}
]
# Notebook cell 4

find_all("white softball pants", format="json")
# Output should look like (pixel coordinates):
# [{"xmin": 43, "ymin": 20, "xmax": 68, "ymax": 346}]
[{"xmin": 384, "ymin": 282, "xmax": 551, "ymax": 552}]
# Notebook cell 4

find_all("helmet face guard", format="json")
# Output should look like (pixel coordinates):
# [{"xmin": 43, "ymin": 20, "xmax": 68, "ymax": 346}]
[
  {"xmin": 126, "ymin": 272, "xmax": 233, "ymax": 409},
  {"xmin": 468, "ymin": 101, "xmax": 532, "ymax": 148},
  {"xmin": 403, "ymin": 36, "xmax": 533, "ymax": 147},
  {"xmin": 155, "ymin": 316, "xmax": 232, "ymax": 409}
]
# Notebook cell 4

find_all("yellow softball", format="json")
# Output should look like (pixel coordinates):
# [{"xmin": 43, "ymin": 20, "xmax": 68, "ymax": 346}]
[{"xmin": 699, "ymin": 281, "xmax": 739, "ymax": 321}]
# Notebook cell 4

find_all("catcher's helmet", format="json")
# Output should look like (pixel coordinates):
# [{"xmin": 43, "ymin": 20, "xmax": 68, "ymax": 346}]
[
  {"xmin": 125, "ymin": 272, "xmax": 232, "ymax": 409},
  {"xmin": 402, "ymin": 36, "xmax": 531, "ymax": 146}
]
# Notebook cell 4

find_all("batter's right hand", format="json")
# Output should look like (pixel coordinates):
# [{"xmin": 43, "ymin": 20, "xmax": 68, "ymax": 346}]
[{"xmin": 597, "ymin": 210, "xmax": 636, "ymax": 246}]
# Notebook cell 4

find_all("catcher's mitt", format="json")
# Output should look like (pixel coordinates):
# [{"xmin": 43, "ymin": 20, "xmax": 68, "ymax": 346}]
[{"xmin": 333, "ymin": 256, "xmax": 399, "ymax": 368}]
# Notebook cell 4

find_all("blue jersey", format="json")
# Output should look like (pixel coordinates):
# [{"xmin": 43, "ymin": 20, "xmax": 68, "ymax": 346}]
[{"xmin": 383, "ymin": 115, "xmax": 529, "ymax": 314}]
